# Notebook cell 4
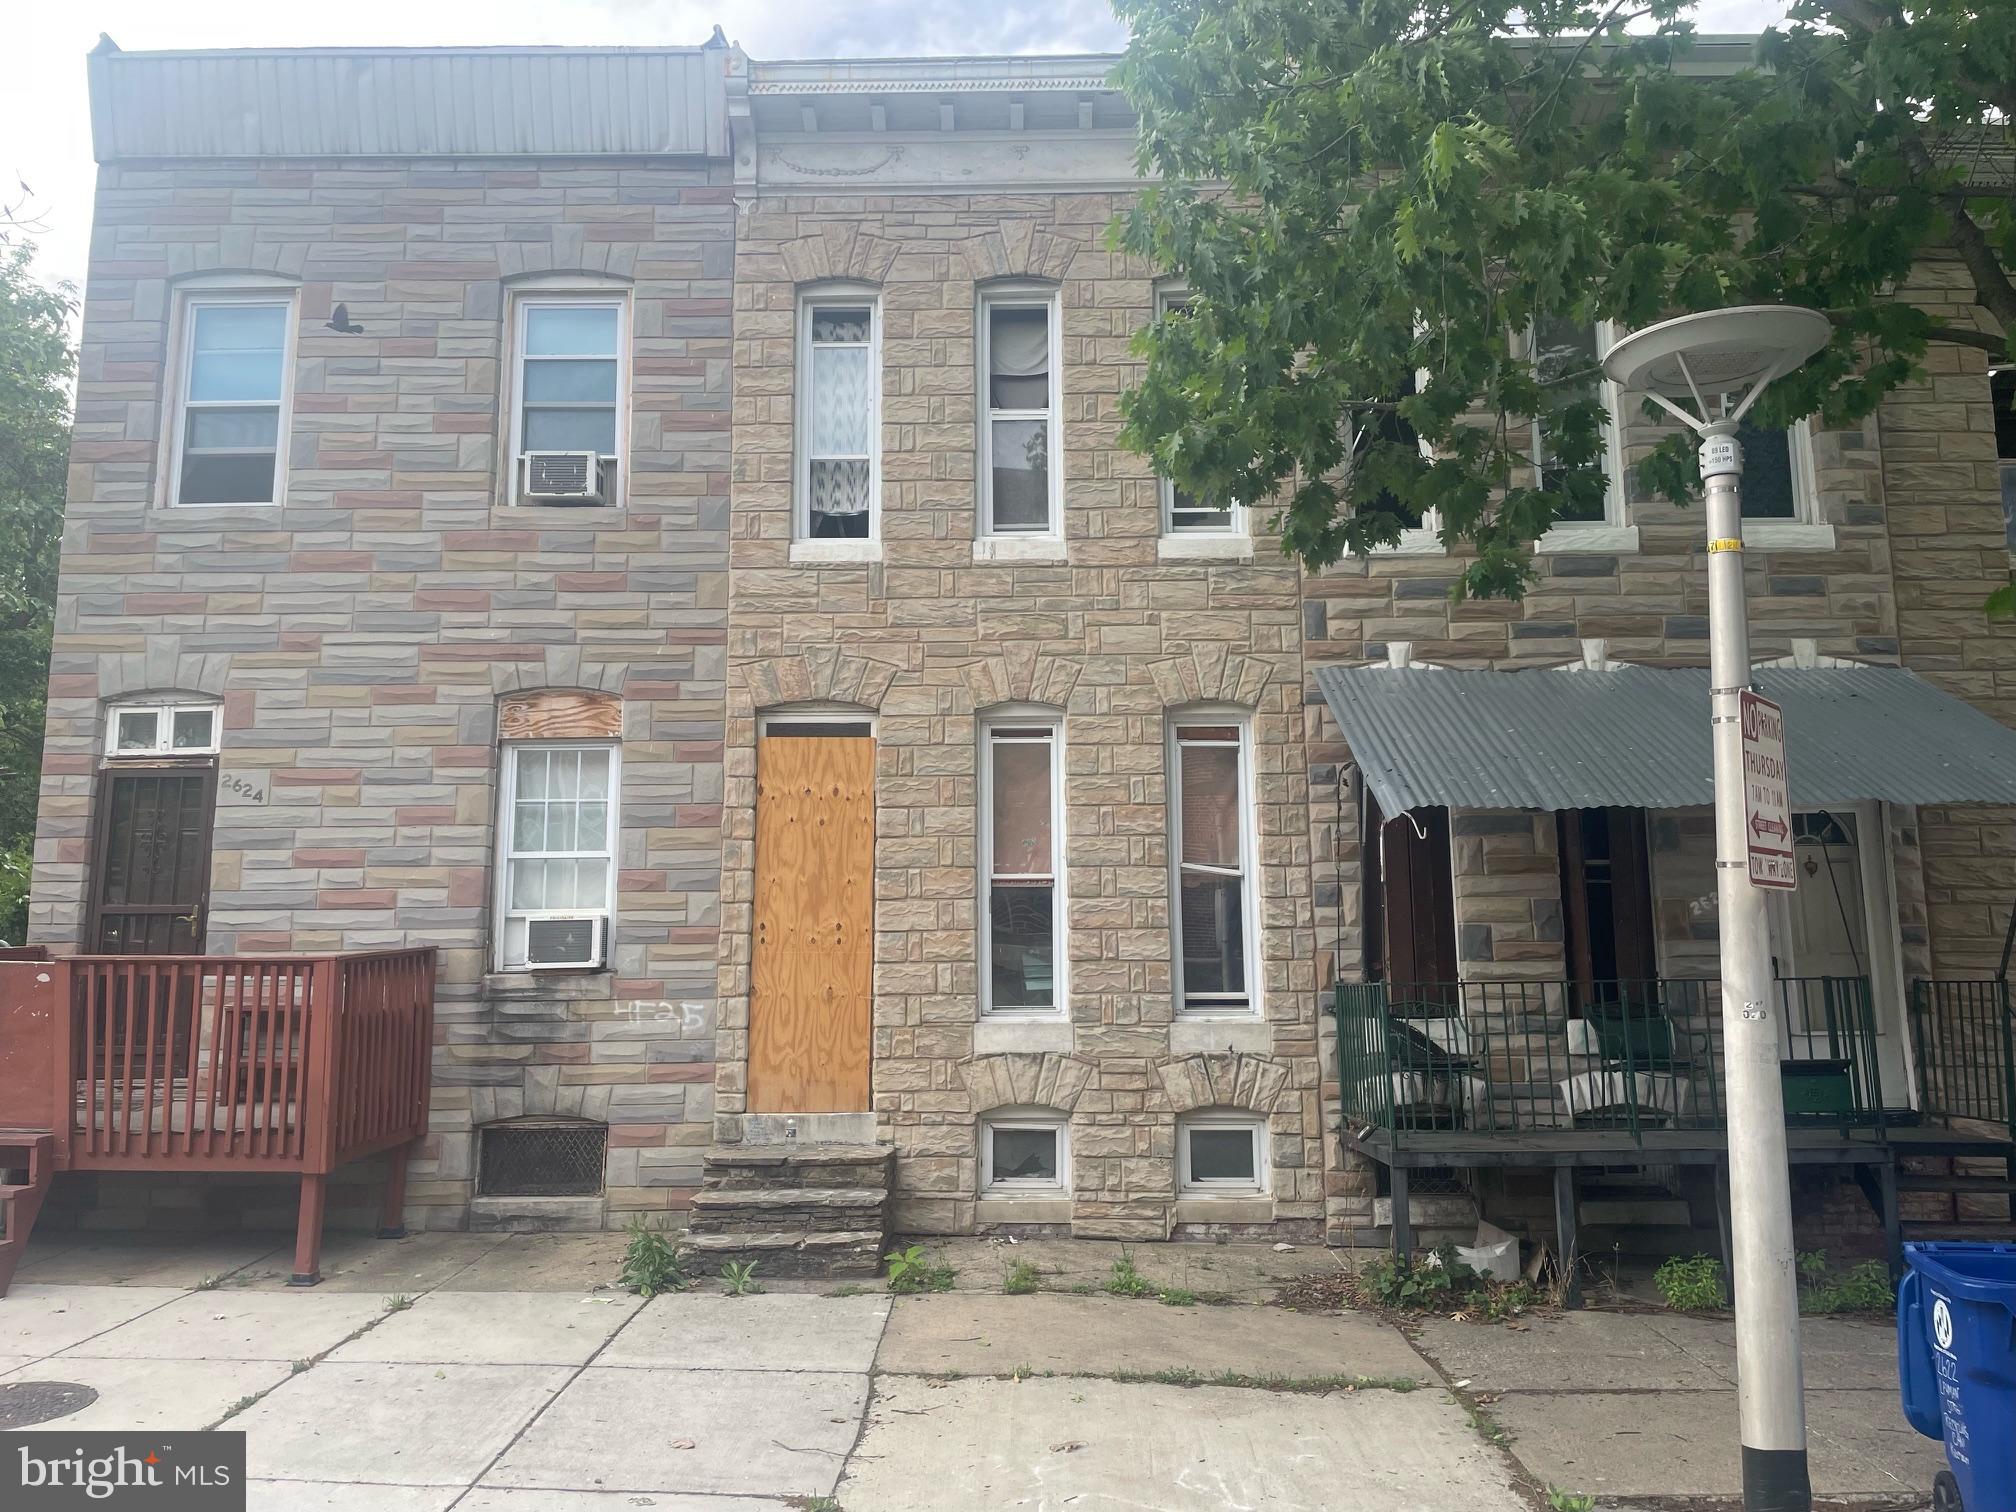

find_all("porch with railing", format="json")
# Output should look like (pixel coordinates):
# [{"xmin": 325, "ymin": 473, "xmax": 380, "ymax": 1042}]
[
  {"xmin": 0, "ymin": 949, "xmax": 436, "ymax": 1294},
  {"xmin": 1911, "ymin": 977, "xmax": 2015, "ymax": 1140},
  {"xmin": 1335, "ymin": 975, "xmax": 1885, "ymax": 1150}
]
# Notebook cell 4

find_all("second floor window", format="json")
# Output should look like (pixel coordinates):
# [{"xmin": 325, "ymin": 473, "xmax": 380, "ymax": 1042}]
[
  {"xmin": 1156, "ymin": 288, "xmax": 1236, "ymax": 535},
  {"xmin": 983, "ymin": 721, "xmax": 1063, "ymax": 1014},
  {"xmin": 1735, "ymin": 417, "xmax": 1817, "ymax": 522},
  {"xmin": 173, "ymin": 297, "xmax": 292, "ymax": 506},
  {"xmin": 798, "ymin": 296, "xmax": 879, "ymax": 540},
  {"xmin": 1171, "ymin": 720, "xmax": 1255, "ymax": 1015},
  {"xmin": 981, "ymin": 288, "xmax": 1060, "ymax": 536},
  {"xmin": 1526, "ymin": 316, "xmax": 1618, "ymax": 524},
  {"xmin": 511, "ymin": 296, "xmax": 625, "ymax": 506}
]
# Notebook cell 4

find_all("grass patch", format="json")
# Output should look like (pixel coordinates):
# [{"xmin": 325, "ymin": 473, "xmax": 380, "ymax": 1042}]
[
  {"xmin": 1003, "ymin": 1259, "xmax": 1041, "ymax": 1295},
  {"xmin": 1103, "ymin": 1247, "xmax": 1157, "ymax": 1299},
  {"xmin": 1654, "ymin": 1254, "xmax": 1726, "ymax": 1312},
  {"xmin": 885, "ymin": 1244, "xmax": 956, "ymax": 1295},
  {"xmin": 619, "ymin": 1216, "xmax": 693, "ymax": 1299},
  {"xmin": 1158, "ymin": 1287, "xmax": 1197, "ymax": 1307},
  {"xmin": 1797, "ymin": 1252, "xmax": 1894, "ymax": 1314}
]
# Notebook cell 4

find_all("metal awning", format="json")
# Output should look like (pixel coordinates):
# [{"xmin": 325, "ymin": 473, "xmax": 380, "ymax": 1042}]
[{"xmin": 1313, "ymin": 663, "xmax": 2016, "ymax": 815}]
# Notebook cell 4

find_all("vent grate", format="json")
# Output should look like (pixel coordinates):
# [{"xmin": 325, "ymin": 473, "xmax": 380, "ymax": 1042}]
[{"xmin": 478, "ymin": 1118, "xmax": 608, "ymax": 1198}]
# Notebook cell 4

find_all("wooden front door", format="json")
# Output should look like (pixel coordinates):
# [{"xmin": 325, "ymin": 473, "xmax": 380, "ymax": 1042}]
[
  {"xmin": 748, "ymin": 726, "xmax": 875, "ymax": 1112},
  {"xmin": 89, "ymin": 764, "xmax": 217, "ymax": 955}
]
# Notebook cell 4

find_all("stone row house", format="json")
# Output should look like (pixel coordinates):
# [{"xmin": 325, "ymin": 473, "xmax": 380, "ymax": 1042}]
[{"xmin": 15, "ymin": 35, "xmax": 2016, "ymax": 1276}]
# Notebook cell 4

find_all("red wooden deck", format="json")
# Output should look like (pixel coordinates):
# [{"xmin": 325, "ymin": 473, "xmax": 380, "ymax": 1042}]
[{"xmin": 0, "ymin": 948, "xmax": 435, "ymax": 1292}]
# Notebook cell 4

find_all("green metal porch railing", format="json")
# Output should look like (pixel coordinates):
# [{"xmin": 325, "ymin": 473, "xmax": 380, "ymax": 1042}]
[
  {"xmin": 1333, "ymin": 976, "xmax": 1883, "ymax": 1150},
  {"xmin": 1911, "ymin": 978, "xmax": 2016, "ymax": 1140}
]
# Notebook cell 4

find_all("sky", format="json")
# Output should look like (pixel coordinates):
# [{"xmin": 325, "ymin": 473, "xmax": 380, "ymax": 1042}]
[{"xmin": 6, "ymin": 0, "xmax": 1791, "ymax": 304}]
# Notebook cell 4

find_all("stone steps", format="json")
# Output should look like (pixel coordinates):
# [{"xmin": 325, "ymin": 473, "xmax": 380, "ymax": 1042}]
[{"xmin": 685, "ymin": 1143, "xmax": 893, "ymax": 1278}]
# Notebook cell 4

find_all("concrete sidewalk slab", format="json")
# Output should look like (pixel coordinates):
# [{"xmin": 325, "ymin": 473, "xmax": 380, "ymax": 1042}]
[
  {"xmin": 439, "ymin": 1234, "xmax": 631, "ymax": 1292},
  {"xmin": 61, "ymin": 1289, "xmax": 390, "ymax": 1362},
  {"xmin": 0, "ymin": 1284, "xmax": 186, "ymax": 1356},
  {"xmin": 841, "ymin": 1374, "xmax": 1528, "ymax": 1512},
  {"xmin": 876, "ymin": 1292, "xmax": 1428, "ymax": 1382},
  {"xmin": 598, "ymin": 1293, "xmax": 890, "ymax": 1373},
  {"xmin": 1410, "ymin": 1310, "xmax": 1735, "ymax": 1391},
  {"xmin": 1644, "ymin": 1312, "xmax": 1899, "ymax": 1390},
  {"xmin": 16, "ymin": 1236, "xmax": 280, "ymax": 1288},
  {"xmin": 0, "ymin": 1354, "xmax": 292, "ymax": 1431},
  {"xmin": 929, "ymin": 1237, "xmax": 1363, "ymax": 1299},
  {"xmin": 237, "ymin": 1361, "xmax": 573, "ymax": 1485},
  {"xmin": 236, "ymin": 1234, "xmax": 510, "ymax": 1294},
  {"xmin": 246, "ymin": 1481, "xmax": 461, "ymax": 1511},
  {"xmin": 460, "ymin": 1492, "xmax": 793, "ymax": 1510},
  {"xmin": 330, "ymin": 1291, "xmax": 644, "ymax": 1366},
  {"xmin": 485, "ymin": 1366, "xmax": 868, "ymax": 1499},
  {"xmin": 1490, "ymin": 1387, "xmax": 1945, "ymax": 1499}
]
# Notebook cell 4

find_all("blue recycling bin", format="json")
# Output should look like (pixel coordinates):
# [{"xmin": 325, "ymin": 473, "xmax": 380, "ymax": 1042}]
[{"xmin": 1898, "ymin": 1242, "xmax": 2016, "ymax": 1512}]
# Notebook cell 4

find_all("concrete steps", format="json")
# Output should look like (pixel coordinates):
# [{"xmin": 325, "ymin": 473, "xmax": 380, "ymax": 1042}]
[
  {"xmin": 684, "ymin": 1143, "xmax": 894, "ymax": 1278},
  {"xmin": 1897, "ymin": 1146, "xmax": 2016, "ymax": 1243}
]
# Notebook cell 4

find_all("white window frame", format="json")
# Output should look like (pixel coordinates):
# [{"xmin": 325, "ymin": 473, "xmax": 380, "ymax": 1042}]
[
  {"xmin": 105, "ymin": 700, "xmax": 222, "ymax": 758},
  {"xmin": 980, "ymin": 711, "xmax": 1068, "ymax": 1019},
  {"xmin": 1362, "ymin": 364, "xmax": 1444, "ymax": 556},
  {"xmin": 1528, "ymin": 317, "xmax": 1641, "ymax": 555},
  {"xmin": 494, "ymin": 741, "xmax": 621, "ymax": 973},
  {"xmin": 981, "ymin": 1108, "xmax": 1071, "ymax": 1194},
  {"xmin": 505, "ymin": 285, "xmax": 631, "ymax": 508},
  {"xmin": 978, "ymin": 282, "xmax": 1064, "ymax": 541},
  {"xmin": 793, "ymin": 286, "xmax": 882, "ymax": 559},
  {"xmin": 165, "ymin": 284, "xmax": 300, "ymax": 510},
  {"xmin": 1736, "ymin": 418, "xmax": 1832, "ymax": 550},
  {"xmin": 1168, "ymin": 711, "xmax": 1261, "ymax": 1019},
  {"xmin": 1177, "ymin": 1113, "xmax": 1269, "ymax": 1196},
  {"xmin": 1154, "ymin": 284, "xmax": 1245, "ymax": 545}
]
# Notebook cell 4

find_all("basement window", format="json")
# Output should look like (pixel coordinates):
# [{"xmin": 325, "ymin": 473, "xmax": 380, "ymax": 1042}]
[{"xmin": 477, "ymin": 1116, "xmax": 608, "ymax": 1197}]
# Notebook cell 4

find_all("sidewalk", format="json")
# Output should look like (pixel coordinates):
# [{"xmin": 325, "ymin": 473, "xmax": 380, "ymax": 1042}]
[{"xmin": 0, "ymin": 1233, "xmax": 1942, "ymax": 1509}]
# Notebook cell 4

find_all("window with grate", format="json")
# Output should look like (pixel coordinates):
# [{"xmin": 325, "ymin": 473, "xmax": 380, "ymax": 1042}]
[{"xmin": 477, "ymin": 1117, "xmax": 608, "ymax": 1198}]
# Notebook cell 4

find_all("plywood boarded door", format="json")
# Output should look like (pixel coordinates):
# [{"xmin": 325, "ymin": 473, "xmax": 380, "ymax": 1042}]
[{"xmin": 748, "ymin": 728, "xmax": 875, "ymax": 1112}]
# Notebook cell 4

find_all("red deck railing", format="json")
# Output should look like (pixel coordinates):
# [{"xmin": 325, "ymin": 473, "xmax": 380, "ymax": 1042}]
[{"xmin": 58, "ymin": 949, "xmax": 435, "ymax": 1173}]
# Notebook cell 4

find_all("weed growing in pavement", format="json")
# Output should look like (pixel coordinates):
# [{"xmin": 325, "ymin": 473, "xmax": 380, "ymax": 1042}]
[
  {"xmin": 1158, "ymin": 1287, "xmax": 1197, "ymax": 1307},
  {"xmin": 289, "ymin": 1360, "xmax": 312, "ymax": 1376},
  {"xmin": 1464, "ymin": 1399, "xmax": 1512, "ymax": 1447},
  {"xmin": 1547, "ymin": 1488, "xmax": 1597, "ymax": 1511},
  {"xmin": 1003, "ymin": 1259, "xmax": 1041, "ymax": 1295},
  {"xmin": 619, "ymin": 1216, "xmax": 692, "ymax": 1299},
  {"xmin": 383, "ymin": 1294, "xmax": 414, "ymax": 1313},
  {"xmin": 1347, "ymin": 1248, "xmax": 1539, "ymax": 1321},
  {"xmin": 786, "ymin": 1497, "xmax": 843, "ymax": 1512},
  {"xmin": 826, "ymin": 1283, "xmax": 872, "ymax": 1298},
  {"xmin": 885, "ymin": 1244, "xmax": 955, "ymax": 1295},
  {"xmin": 1796, "ymin": 1251, "xmax": 1894, "ymax": 1314},
  {"xmin": 720, "ymin": 1260, "xmax": 764, "ymax": 1297},
  {"xmin": 1653, "ymin": 1254, "xmax": 1726, "ymax": 1312},
  {"xmin": 194, "ymin": 1274, "xmax": 223, "ymax": 1292},
  {"xmin": 1104, "ymin": 1247, "xmax": 1156, "ymax": 1298}
]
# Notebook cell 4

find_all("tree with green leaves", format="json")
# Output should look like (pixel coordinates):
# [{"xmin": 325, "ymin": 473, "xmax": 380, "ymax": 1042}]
[
  {"xmin": 1111, "ymin": 0, "xmax": 2015, "ymax": 601},
  {"xmin": 0, "ymin": 241, "xmax": 74, "ymax": 939}
]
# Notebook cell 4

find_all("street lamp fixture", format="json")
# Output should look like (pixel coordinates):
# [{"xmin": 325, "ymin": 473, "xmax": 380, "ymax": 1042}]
[{"xmin": 1603, "ymin": 304, "xmax": 1832, "ymax": 1512}]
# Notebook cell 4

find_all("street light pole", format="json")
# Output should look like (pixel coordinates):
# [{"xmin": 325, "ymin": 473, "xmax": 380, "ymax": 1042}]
[
  {"xmin": 1603, "ymin": 307, "xmax": 1832, "ymax": 1512},
  {"xmin": 1699, "ymin": 416, "xmax": 1811, "ymax": 1512}
]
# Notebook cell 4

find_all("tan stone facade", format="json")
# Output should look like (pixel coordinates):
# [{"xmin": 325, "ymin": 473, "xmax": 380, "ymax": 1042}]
[
  {"xmin": 722, "ymin": 194, "xmax": 1326, "ymax": 1240},
  {"xmin": 33, "ymin": 149, "xmax": 735, "ymax": 1233}
]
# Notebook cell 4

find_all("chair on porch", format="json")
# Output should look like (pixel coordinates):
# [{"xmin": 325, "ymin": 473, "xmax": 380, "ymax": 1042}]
[{"xmin": 1559, "ymin": 991, "xmax": 1706, "ymax": 1132}]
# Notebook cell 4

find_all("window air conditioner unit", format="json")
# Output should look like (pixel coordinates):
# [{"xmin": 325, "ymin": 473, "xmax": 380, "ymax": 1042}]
[
  {"xmin": 521, "ymin": 451, "xmax": 609, "ymax": 505},
  {"xmin": 524, "ymin": 916, "xmax": 605, "ymax": 970}
]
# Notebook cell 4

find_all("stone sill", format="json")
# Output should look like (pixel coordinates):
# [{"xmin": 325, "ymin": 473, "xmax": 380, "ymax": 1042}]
[
  {"xmin": 1741, "ymin": 521, "xmax": 1837, "ymax": 551},
  {"xmin": 489, "ymin": 505, "xmax": 630, "ymax": 525},
  {"xmin": 1173, "ymin": 1196, "xmax": 1275, "ymax": 1225},
  {"xmin": 1169, "ymin": 1020, "xmax": 1271, "ymax": 1056},
  {"xmin": 470, "ymin": 1195, "xmax": 607, "ymax": 1233},
  {"xmin": 1157, "ymin": 534, "xmax": 1253, "ymax": 562},
  {"xmin": 1370, "ymin": 528, "xmax": 1445, "ymax": 557},
  {"xmin": 973, "ymin": 537, "xmax": 1066, "ymax": 564},
  {"xmin": 975, "ymin": 1196, "xmax": 1074, "ymax": 1225},
  {"xmin": 789, "ymin": 538, "xmax": 882, "ymax": 565},
  {"xmin": 973, "ymin": 1018, "xmax": 1073, "ymax": 1055},
  {"xmin": 483, "ymin": 970, "xmax": 615, "ymax": 1002},
  {"xmin": 1537, "ymin": 523, "xmax": 1640, "ymax": 555}
]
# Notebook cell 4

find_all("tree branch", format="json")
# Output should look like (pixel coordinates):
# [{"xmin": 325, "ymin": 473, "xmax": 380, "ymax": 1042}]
[{"xmin": 1925, "ymin": 324, "xmax": 2015, "ymax": 358}]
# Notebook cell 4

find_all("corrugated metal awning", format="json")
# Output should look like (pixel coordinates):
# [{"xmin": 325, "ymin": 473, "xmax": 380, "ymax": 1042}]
[{"xmin": 1314, "ymin": 663, "xmax": 2016, "ymax": 815}]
